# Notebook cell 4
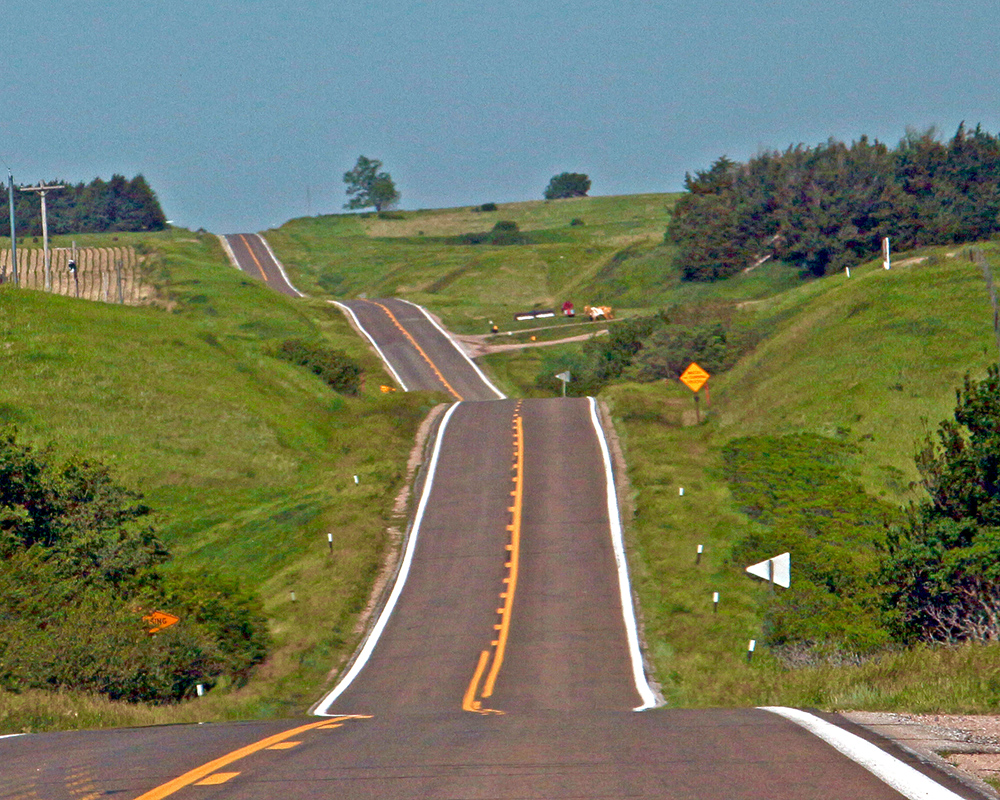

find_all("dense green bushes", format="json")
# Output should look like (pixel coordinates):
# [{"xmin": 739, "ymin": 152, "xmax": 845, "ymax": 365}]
[
  {"xmin": 723, "ymin": 434, "xmax": 898, "ymax": 658},
  {"xmin": 725, "ymin": 367, "xmax": 1000, "ymax": 658},
  {"xmin": 670, "ymin": 124, "xmax": 1000, "ymax": 281},
  {"xmin": 0, "ymin": 428, "xmax": 268, "ymax": 702},
  {"xmin": 883, "ymin": 365, "xmax": 1000, "ymax": 643},
  {"xmin": 534, "ymin": 311, "xmax": 736, "ymax": 394},
  {"xmin": 456, "ymin": 220, "xmax": 527, "ymax": 246},
  {"xmin": 274, "ymin": 339, "xmax": 363, "ymax": 395}
]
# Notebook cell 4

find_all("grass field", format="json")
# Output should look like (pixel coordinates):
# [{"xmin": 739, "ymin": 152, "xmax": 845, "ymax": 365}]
[
  {"xmin": 0, "ymin": 229, "xmax": 437, "ymax": 731},
  {"xmin": 4, "ymin": 196, "xmax": 1000, "ymax": 732},
  {"xmin": 263, "ymin": 194, "xmax": 679, "ymax": 333}
]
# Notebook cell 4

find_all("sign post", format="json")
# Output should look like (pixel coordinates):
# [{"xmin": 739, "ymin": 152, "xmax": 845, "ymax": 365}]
[
  {"xmin": 679, "ymin": 362, "xmax": 710, "ymax": 423},
  {"xmin": 745, "ymin": 552, "xmax": 791, "ymax": 589},
  {"xmin": 555, "ymin": 370, "xmax": 571, "ymax": 397}
]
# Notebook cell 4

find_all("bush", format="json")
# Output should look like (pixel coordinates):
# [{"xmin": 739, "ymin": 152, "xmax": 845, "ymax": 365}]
[
  {"xmin": 0, "ymin": 429, "xmax": 268, "ymax": 702},
  {"xmin": 479, "ymin": 203, "xmax": 498, "ymax": 212},
  {"xmin": 724, "ymin": 434, "xmax": 897, "ymax": 655},
  {"xmin": 569, "ymin": 218, "xmax": 585, "ymax": 226},
  {"xmin": 274, "ymin": 339, "xmax": 363, "ymax": 395}
]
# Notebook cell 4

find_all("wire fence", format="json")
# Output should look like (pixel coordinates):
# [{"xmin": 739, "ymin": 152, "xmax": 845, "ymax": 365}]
[{"xmin": 0, "ymin": 247, "xmax": 152, "ymax": 305}]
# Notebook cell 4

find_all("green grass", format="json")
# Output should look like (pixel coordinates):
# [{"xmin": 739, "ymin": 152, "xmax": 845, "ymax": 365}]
[
  {"xmin": 264, "ymin": 194, "xmax": 680, "ymax": 333},
  {"xmin": 0, "ymin": 229, "xmax": 434, "ymax": 731}
]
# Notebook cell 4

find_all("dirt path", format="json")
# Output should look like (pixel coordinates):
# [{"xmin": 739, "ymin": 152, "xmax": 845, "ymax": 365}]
[{"xmin": 454, "ymin": 330, "xmax": 606, "ymax": 357}]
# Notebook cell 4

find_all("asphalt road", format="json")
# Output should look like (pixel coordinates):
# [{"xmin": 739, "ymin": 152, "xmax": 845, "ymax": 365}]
[
  {"xmin": 335, "ymin": 297, "xmax": 504, "ymax": 400},
  {"xmin": 0, "ymin": 296, "xmax": 983, "ymax": 800},
  {"xmin": 222, "ymin": 233, "xmax": 303, "ymax": 297}
]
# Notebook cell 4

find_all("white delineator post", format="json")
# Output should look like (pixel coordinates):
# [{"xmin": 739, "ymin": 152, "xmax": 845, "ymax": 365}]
[{"xmin": 882, "ymin": 236, "xmax": 891, "ymax": 270}]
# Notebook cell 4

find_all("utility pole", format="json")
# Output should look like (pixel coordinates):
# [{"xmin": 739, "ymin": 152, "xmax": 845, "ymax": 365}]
[
  {"xmin": 20, "ymin": 182, "xmax": 64, "ymax": 291},
  {"xmin": 6, "ymin": 171, "xmax": 15, "ymax": 286}
]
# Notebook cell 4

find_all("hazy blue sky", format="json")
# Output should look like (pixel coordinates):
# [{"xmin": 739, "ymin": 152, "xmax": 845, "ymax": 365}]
[{"xmin": 2, "ymin": 1, "xmax": 997, "ymax": 233}]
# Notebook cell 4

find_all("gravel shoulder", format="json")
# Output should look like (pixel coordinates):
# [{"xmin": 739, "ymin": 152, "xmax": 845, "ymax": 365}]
[{"xmin": 845, "ymin": 711, "xmax": 1000, "ymax": 797}]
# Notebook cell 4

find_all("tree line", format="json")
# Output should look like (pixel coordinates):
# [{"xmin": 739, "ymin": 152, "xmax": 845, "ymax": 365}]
[
  {"xmin": 0, "ymin": 174, "xmax": 167, "ymax": 237},
  {"xmin": 669, "ymin": 123, "xmax": 1000, "ymax": 281}
]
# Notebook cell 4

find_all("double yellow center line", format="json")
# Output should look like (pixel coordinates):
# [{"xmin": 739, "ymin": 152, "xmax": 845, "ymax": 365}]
[
  {"xmin": 463, "ymin": 402, "xmax": 524, "ymax": 714},
  {"xmin": 361, "ymin": 299, "xmax": 463, "ymax": 400}
]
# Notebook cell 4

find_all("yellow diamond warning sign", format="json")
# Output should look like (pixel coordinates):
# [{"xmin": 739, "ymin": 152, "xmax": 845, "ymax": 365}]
[{"xmin": 679, "ymin": 362, "xmax": 710, "ymax": 393}]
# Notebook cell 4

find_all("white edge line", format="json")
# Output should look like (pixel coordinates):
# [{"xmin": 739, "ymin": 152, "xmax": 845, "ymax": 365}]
[
  {"xmin": 398, "ymin": 298, "xmax": 506, "ymax": 400},
  {"xmin": 312, "ymin": 402, "xmax": 461, "ymax": 716},
  {"xmin": 253, "ymin": 233, "xmax": 306, "ymax": 297},
  {"xmin": 587, "ymin": 396, "xmax": 660, "ymax": 711},
  {"xmin": 331, "ymin": 301, "xmax": 409, "ymax": 391},
  {"xmin": 0, "ymin": 733, "xmax": 26, "ymax": 739},
  {"xmin": 217, "ymin": 235, "xmax": 240, "ymax": 271},
  {"xmin": 760, "ymin": 707, "xmax": 964, "ymax": 800}
]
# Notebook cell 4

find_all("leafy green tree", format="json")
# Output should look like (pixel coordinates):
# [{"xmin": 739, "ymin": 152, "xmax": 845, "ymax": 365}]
[
  {"xmin": 668, "ymin": 125, "xmax": 1000, "ymax": 282},
  {"xmin": 883, "ymin": 366, "xmax": 1000, "ymax": 642},
  {"xmin": 343, "ymin": 155, "xmax": 400, "ymax": 212},
  {"xmin": 544, "ymin": 172, "xmax": 591, "ymax": 200}
]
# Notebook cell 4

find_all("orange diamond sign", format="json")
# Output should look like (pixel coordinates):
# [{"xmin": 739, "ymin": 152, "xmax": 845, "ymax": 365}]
[{"xmin": 679, "ymin": 362, "xmax": 710, "ymax": 393}]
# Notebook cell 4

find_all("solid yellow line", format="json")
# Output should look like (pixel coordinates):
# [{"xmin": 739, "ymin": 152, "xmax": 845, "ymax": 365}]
[
  {"xmin": 238, "ymin": 234, "xmax": 269, "ymax": 282},
  {"xmin": 363, "ymin": 299, "xmax": 463, "ymax": 400},
  {"xmin": 132, "ymin": 717, "xmax": 359, "ymax": 800},
  {"xmin": 482, "ymin": 414, "xmax": 523, "ymax": 698},
  {"xmin": 462, "ymin": 649, "xmax": 491, "ymax": 712}
]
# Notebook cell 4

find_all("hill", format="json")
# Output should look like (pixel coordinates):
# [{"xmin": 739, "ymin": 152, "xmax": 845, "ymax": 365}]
[
  {"xmin": 266, "ymin": 199, "xmax": 1000, "ymax": 711},
  {"xmin": 4, "ymin": 193, "xmax": 1000, "ymax": 730},
  {"xmin": 0, "ymin": 228, "xmax": 436, "ymax": 730}
]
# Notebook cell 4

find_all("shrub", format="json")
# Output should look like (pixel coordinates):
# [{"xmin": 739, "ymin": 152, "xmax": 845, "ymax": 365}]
[
  {"xmin": 0, "ymin": 428, "xmax": 268, "ymax": 702},
  {"xmin": 479, "ymin": 203, "xmax": 498, "ymax": 212},
  {"xmin": 569, "ymin": 218, "xmax": 585, "ymax": 226},
  {"xmin": 274, "ymin": 339, "xmax": 363, "ymax": 395}
]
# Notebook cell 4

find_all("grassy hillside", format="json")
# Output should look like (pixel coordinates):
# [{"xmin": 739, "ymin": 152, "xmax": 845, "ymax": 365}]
[
  {"xmin": 0, "ymin": 229, "xmax": 437, "ymax": 731},
  {"xmin": 593, "ymin": 245, "xmax": 1000, "ymax": 710},
  {"xmin": 264, "ymin": 194, "xmax": 680, "ymax": 332}
]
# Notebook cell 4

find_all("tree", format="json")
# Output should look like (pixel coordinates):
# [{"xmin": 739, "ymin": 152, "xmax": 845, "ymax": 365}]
[
  {"xmin": 882, "ymin": 366, "xmax": 1000, "ymax": 642},
  {"xmin": 544, "ymin": 172, "xmax": 591, "ymax": 200},
  {"xmin": 343, "ymin": 156, "xmax": 400, "ymax": 212}
]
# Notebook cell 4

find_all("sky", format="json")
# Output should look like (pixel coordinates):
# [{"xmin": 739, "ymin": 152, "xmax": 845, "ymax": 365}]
[{"xmin": 2, "ymin": 0, "xmax": 997, "ymax": 234}]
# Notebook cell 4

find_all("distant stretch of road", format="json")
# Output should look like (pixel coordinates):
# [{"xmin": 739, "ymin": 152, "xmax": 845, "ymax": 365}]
[
  {"xmin": 334, "ymin": 297, "xmax": 504, "ymax": 400},
  {"xmin": 0, "ymin": 293, "xmax": 982, "ymax": 800},
  {"xmin": 221, "ymin": 233, "xmax": 303, "ymax": 297}
]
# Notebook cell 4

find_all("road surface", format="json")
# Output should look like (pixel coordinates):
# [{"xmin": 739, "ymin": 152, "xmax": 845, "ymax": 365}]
[
  {"xmin": 335, "ymin": 297, "xmax": 504, "ymax": 400},
  {"xmin": 221, "ymin": 233, "xmax": 303, "ymax": 297},
  {"xmin": 0, "ymin": 296, "xmax": 984, "ymax": 800}
]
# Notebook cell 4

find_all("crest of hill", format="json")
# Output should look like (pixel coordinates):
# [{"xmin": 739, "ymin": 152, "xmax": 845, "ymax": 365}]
[{"xmin": 264, "ymin": 193, "xmax": 680, "ymax": 333}]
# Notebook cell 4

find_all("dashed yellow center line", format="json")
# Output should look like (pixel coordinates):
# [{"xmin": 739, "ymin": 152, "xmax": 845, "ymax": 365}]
[
  {"xmin": 132, "ymin": 716, "xmax": 369, "ymax": 800},
  {"xmin": 238, "ymin": 234, "xmax": 269, "ymax": 282},
  {"xmin": 360, "ymin": 299, "xmax": 463, "ymax": 400},
  {"xmin": 463, "ymin": 404, "xmax": 524, "ymax": 713}
]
